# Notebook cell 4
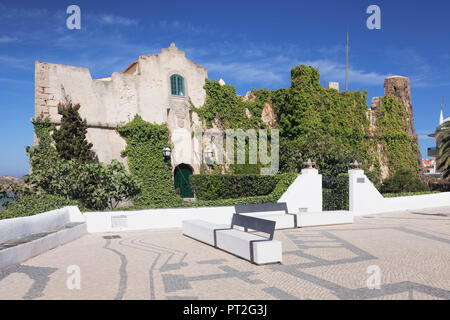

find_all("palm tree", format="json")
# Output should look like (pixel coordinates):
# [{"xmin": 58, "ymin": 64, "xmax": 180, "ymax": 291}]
[{"xmin": 436, "ymin": 122, "xmax": 450, "ymax": 178}]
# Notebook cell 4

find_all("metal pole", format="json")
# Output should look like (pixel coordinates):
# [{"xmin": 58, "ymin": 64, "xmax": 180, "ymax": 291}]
[{"xmin": 346, "ymin": 30, "xmax": 349, "ymax": 91}]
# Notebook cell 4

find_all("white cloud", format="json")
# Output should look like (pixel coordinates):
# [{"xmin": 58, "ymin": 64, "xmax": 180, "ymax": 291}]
[
  {"xmin": 0, "ymin": 36, "xmax": 17, "ymax": 43},
  {"xmin": 99, "ymin": 14, "xmax": 138, "ymax": 26},
  {"xmin": 204, "ymin": 55, "xmax": 389, "ymax": 88},
  {"xmin": 0, "ymin": 55, "xmax": 31, "ymax": 70},
  {"xmin": 205, "ymin": 61, "xmax": 285, "ymax": 85},
  {"xmin": 158, "ymin": 20, "xmax": 212, "ymax": 35},
  {"xmin": 0, "ymin": 3, "xmax": 50, "ymax": 20},
  {"xmin": 0, "ymin": 77, "xmax": 33, "ymax": 85}
]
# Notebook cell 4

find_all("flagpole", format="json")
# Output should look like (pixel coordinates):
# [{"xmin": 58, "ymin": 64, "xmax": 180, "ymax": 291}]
[{"xmin": 346, "ymin": 30, "xmax": 349, "ymax": 91}]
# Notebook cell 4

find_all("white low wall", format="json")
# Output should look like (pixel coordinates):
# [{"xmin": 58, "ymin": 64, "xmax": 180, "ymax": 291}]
[
  {"xmin": 0, "ymin": 206, "xmax": 85, "ymax": 243},
  {"xmin": 84, "ymin": 206, "xmax": 236, "ymax": 233},
  {"xmin": 0, "ymin": 206, "xmax": 87, "ymax": 270},
  {"xmin": 349, "ymin": 169, "xmax": 450, "ymax": 215},
  {"xmin": 0, "ymin": 223, "xmax": 87, "ymax": 271},
  {"xmin": 278, "ymin": 168, "xmax": 322, "ymax": 213},
  {"xmin": 84, "ymin": 168, "xmax": 327, "ymax": 232}
]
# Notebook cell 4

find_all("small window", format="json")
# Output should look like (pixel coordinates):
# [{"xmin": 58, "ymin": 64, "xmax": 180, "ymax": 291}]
[{"xmin": 170, "ymin": 74, "xmax": 185, "ymax": 96}]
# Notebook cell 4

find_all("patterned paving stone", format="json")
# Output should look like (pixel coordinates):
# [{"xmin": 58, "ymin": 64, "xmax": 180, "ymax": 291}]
[{"xmin": 0, "ymin": 206, "xmax": 449, "ymax": 300}]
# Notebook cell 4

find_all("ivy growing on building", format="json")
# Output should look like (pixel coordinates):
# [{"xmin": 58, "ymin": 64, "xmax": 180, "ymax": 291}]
[
  {"xmin": 192, "ymin": 65, "xmax": 421, "ymax": 182},
  {"xmin": 117, "ymin": 115, "xmax": 183, "ymax": 207},
  {"xmin": 191, "ymin": 79, "xmax": 270, "ymax": 130},
  {"xmin": 374, "ymin": 96, "xmax": 421, "ymax": 175}
]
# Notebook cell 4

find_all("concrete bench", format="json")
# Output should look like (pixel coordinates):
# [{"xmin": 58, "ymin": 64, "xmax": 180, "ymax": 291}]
[
  {"xmin": 182, "ymin": 219, "xmax": 226, "ymax": 246},
  {"xmin": 296, "ymin": 210, "xmax": 354, "ymax": 227},
  {"xmin": 235, "ymin": 203, "xmax": 353, "ymax": 228},
  {"xmin": 182, "ymin": 214, "xmax": 282, "ymax": 264},
  {"xmin": 235, "ymin": 203, "xmax": 297, "ymax": 229}
]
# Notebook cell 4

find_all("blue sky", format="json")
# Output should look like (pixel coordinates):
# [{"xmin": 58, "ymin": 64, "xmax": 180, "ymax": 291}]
[{"xmin": 0, "ymin": 0, "xmax": 449, "ymax": 177}]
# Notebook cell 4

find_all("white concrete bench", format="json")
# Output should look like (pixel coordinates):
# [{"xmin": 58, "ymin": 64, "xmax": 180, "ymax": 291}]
[
  {"xmin": 296, "ymin": 211, "xmax": 354, "ymax": 227},
  {"xmin": 182, "ymin": 219, "xmax": 226, "ymax": 246},
  {"xmin": 235, "ymin": 203, "xmax": 297, "ymax": 229},
  {"xmin": 183, "ymin": 214, "xmax": 281, "ymax": 264},
  {"xmin": 235, "ymin": 203, "xmax": 353, "ymax": 228}
]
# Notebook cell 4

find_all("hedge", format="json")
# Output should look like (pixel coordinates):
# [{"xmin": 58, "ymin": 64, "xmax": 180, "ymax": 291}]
[
  {"xmin": 117, "ymin": 173, "xmax": 298, "ymax": 210},
  {"xmin": 0, "ymin": 194, "xmax": 80, "ymax": 220},
  {"xmin": 323, "ymin": 173, "xmax": 349, "ymax": 211},
  {"xmin": 190, "ymin": 174, "xmax": 280, "ymax": 200},
  {"xmin": 426, "ymin": 178, "xmax": 450, "ymax": 192},
  {"xmin": 382, "ymin": 191, "xmax": 440, "ymax": 198}
]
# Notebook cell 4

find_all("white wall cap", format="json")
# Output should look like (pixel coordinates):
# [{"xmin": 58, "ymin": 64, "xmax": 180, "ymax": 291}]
[{"xmin": 301, "ymin": 168, "xmax": 319, "ymax": 175}]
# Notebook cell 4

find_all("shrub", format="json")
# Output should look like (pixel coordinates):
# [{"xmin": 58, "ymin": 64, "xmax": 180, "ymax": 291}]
[
  {"xmin": 436, "ymin": 122, "xmax": 450, "ymax": 178},
  {"xmin": 380, "ymin": 170, "xmax": 429, "ymax": 194},
  {"xmin": 0, "ymin": 194, "xmax": 79, "ymax": 220},
  {"xmin": 382, "ymin": 191, "xmax": 440, "ymax": 198},
  {"xmin": 187, "ymin": 173, "xmax": 297, "ymax": 207},
  {"xmin": 426, "ymin": 177, "xmax": 450, "ymax": 192},
  {"xmin": 323, "ymin": 173, "xmax": 349, "ymax": 210},
  {"xmin": 118, "ymin": 173, "xmax": 298, "ymax": 210},
  {"xmin": 279, "ymin": 136, "xmax": 358, "ymax": 179},
  {"xmin": 190, "ymin": 174, "xmax": 280, "ymax": 200},
  {"xmin": 27, "ymin": 116, "xmax": 141, "ymax": 211},
  {"xmin": 25, "ymin": 159, "xmax": 141, "ymax": 210}
]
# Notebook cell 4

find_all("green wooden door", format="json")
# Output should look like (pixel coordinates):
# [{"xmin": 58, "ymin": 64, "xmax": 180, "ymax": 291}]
[{"xmin": 174, "ymin": 164, "xmax": 194, "ymax": 198}]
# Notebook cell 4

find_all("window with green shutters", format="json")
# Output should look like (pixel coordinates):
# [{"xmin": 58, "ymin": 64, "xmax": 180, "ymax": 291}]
[{"xmin": 170, "ymin": 74, "xmax": 185, "ymax": 96}]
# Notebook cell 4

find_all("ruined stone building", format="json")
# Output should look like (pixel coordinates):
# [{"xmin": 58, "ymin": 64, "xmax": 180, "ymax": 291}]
[
  {"xmin": 367, "ymin": 75, "xmax": 422, "ymax": 178},
  {"xmin": 34, "ymin": 43, "xmax": 421, "ymax": 197},
  {"xmin": 35, "ymin": 44, "xmax": 206, "ymax": 191}
]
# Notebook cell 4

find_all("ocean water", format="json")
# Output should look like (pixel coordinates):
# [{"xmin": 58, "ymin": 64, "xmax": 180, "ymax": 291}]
[
  {"xmin": 0, "ymin": 195, "xmax": 14, "ymax": 212},
  {"xmin": 0, "ymin": 197, "xmax": 7, "ymax": 212}
]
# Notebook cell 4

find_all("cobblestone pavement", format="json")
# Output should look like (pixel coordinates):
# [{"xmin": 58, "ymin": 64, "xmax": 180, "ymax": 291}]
[{"xmin": 1, "ymin": 207, "xmax": 449, "ymax": 300}]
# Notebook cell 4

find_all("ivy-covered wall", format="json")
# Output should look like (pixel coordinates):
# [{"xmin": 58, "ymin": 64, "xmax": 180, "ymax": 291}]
[
  {"xmin": 117, "ymin": 115, "xmax": 183, "ymax": 207},
  {"xmin": 192, "ymin": 65, "xmax": 421, "ymax": 181},
  {"xmin": 373, "ymin": 96, "xmax": 421, "ymax": 175},
  {"xmin": 112, "ymin": 65, "xmax": 421, "ymax": 209},
  {"xmin": 191, "ymin": 79, "xmax": 269, "ymax": 130}
]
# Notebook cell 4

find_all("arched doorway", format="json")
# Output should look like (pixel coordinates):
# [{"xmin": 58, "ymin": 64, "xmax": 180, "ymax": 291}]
[{"xmin": 174, "ymin": 164, "xmax": 194, "ymax": 198}]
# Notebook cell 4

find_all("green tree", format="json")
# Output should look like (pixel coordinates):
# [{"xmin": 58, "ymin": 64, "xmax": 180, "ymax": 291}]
[
  {"xmin": 26, "ymin": 117, "xmax": 141, "ymax": 211},
  {"xmin": 380, "ymin": 170, "xmax": 429, "ymax": 194},
  {"xmin": 52, "ymin": 101, "xmax": 93, "ymax": 162},
  {"xmin": 279, "ymin": 137, "xmax": 303, "ymax": 173},
  {"xmin": 436, "ymin": 122, "xmax": 450, "ymax": 179}
]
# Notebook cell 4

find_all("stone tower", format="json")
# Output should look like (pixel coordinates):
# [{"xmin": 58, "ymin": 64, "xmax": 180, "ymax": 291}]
[{"xmin": 383, "ymin": 76, "xmax": 423, "ymax": 170}]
